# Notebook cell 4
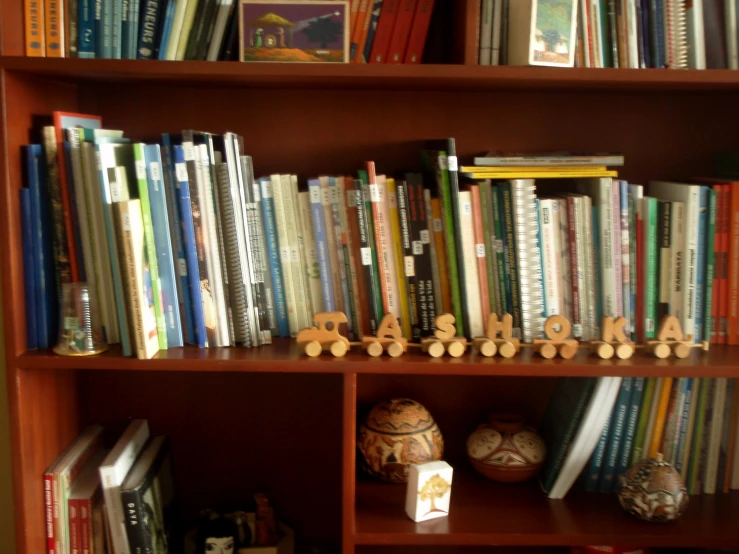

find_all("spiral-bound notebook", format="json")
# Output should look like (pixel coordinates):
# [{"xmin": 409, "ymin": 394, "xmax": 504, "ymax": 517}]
[{"xmin": 510, "ymin": 179, "xmax": 545, "ymax": 343}]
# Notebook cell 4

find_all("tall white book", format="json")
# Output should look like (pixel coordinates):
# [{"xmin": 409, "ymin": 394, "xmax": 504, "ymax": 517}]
[
  {"xmin": 458, "ymin": 191, "xmax": 484, "ymax": 338},
  {"xmin": 538, "ymin": 198, "xmax": 562, "ymax": 317}
]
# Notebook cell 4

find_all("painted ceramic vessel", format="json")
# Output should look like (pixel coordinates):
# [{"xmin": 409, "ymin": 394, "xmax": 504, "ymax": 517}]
[
  {"xmin": 618, "ymin": 453, "xmax": 688, "ymax": 522},
  {"xmin": 466, "ymin": 413, "xmax": 546, "ymax": 483},
  {"xmin": 358, "ymin": 398, "xmax": 444, "ymax": 483}
]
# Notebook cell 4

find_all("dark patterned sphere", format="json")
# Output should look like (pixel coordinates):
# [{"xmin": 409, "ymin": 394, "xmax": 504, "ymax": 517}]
[{"xmin": 618, "ymin": 453, "xmax": 688, "ymax": 522}]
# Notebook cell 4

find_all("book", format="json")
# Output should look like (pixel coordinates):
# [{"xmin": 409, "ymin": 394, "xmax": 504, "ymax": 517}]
[
  {"xmin": 68, "ymin": 451, "xmax": 107, "ymax": 554},
  {"xmin": 403, "ymin": 0, "xmax": 434, "ymax": 63},
  {"xmin": 507, "ymin": 0, "xmax": 579, "ymax": 67},
  {"xmin": 473, "ymin": 152, "xmax": 625, "ymax": 166}
]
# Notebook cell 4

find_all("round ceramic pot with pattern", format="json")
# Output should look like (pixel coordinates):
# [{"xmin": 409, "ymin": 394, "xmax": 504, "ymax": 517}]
[
  {"xmin": 618, "ymin": 453, "xmax": 688, "ymax": 522},
  {"xmin": 357, "ymin": 398, "xmax": 444, "ymax": 483},
  {"xmin": 466, "ymin": 412, "xmax": 546, "ymax": 483}
]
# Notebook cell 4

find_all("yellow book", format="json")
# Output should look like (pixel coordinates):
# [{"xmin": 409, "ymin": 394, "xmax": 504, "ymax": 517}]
[
  {"xmin": 175, "ymin": 0, "xmax": 200, "ymax": 60},
  {"xmin": 648, "ymin": 377, "xmax": 674, "ymax": 457},
  {"xmin": 460, "ymin": 165, "xmax": 609, "ymax": 173},
  {"xmin": 463, "ymin": 171, "xmax": 618, "ymax": 179},
  {"xmin": 387, "ymin": 178, "xmax": 412, "ymax": 340},
  {"xmin": 431, "ymin": 197, "xmax": 453, "ymax": 315}
]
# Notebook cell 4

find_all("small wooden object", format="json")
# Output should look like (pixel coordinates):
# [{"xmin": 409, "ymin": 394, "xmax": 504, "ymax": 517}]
[
  {"xmin": 532, "ymin": 315, "xmax": 579, "ymax": 360},
  {"xmin": 296, "ymin": 312, "xmax": 351, "ymax": 357},
  {"xmin": 591, "ymin": 317, "xmax": 635, "ymax": 359},
  {"xmin": 362, "ymin": 314, "xmax": 408, "ymax": 357},
  {"xmin": 645, "ymin": 315, "xmax": 710, "ymax": 359},
  {"xmin": 405, "ymin": 461, "xmax": 453, "ymax": 522},
  {"xmin": 473, "ymin": 313, "xmax": 520, "ymax": 358},
  {"xmin": 421, "ymin": 314, "xmax": 468, "ymax": 358}
]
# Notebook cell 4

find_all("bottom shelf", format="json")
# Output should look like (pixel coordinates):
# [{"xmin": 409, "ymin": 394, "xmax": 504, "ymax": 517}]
[{"xmin": 354, "ymin": 469, "xmax": 739, "ymax": 547}]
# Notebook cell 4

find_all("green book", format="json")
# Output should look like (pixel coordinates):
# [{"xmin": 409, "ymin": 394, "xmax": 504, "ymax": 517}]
[
  {"xmin": 499, "ymin": 183, "xmax": 521, "ymax": 337},
  {"xmin": 687, "ymin": 378, "xmax": 712, "ymax": 494},
  {"xmin": 478, "ymin": 180, "xmax": 499, "ymax": 315},
  {"xmin": 132, "ymin": 143, "xmax": 167, "ymax": 351},
  {"xmin": 490, "ymin": 185, "xmax": 508, "ymax": 315},
  {"xmin": 357, "ymin": 170, "xmax": 384, "ymax": 331},
  {"xmin": 704, "ymin": 188, "xmax": 718, "ymax": 341},
  {"xmin": 643, "ymin": 197, "xmax": 658, "ymax": 339},
  {"xmin": 421, "ymin": 149, "xmax": 464, "ymax": 336},
  {"xmin": 630, "ymin": 376, "xmax": 657, "ymax": 465}
]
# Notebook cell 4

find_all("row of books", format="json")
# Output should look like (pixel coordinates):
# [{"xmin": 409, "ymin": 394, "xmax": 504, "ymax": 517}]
[
  {"xmin": 477, "ymin": 0, "xmax": 738, "ymax": 70},
  {"xmin": 539, "ymin": 376, "xmax": 739, "ymax": 499},
  {"xmin": 44, "ymin": 420, "xmax": 175, "ymax": 554}
]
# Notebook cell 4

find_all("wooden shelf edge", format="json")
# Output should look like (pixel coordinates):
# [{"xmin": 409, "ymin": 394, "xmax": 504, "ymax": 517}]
[
  {"xmin": 3, "ymin": 57, "xmax": 739, "ymax": 91},
  {"xmin": 14, "ymin": 343, "xmax": 739, "ymax": 376}
]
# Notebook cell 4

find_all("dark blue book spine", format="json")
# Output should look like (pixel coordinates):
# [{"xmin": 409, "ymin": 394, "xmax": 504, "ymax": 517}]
[
  {"xmin": 260, "ymin": 178, "xmax": 289, "ymax": 337},
  {"xmin": 156, "ymin": 0, "xmax": 176, "ymax": 59},
  {"xmin": 95, "ymin": 0, "xmax": 104, "ymax": 56},
  {"xmin": 585, "ymin": 412, "xmax": 612, "ymax": 492},
  {"xmin": 20, "ymin": 189, "xmax": 38, "ymax": 350},
  {"xmin": 174, "ymin": 145, "xmax": 207, "ymax": 348},
  {"xmin": 128, "ymin": 0, "xmax": 141, "ymax": 58},
  {"xmin": 137, "ymin": 0, "xmax": 160, "ymax": 57},
  {"xmin": 78, "ymin": 0, "xmax": 97, "ymax": 57},
  {"xmin": 674, "ymin": 377, "xmax": 696, "ymax": 476},
  {"xmin": 111, "ymin": 0, "xmax": 122, "ymax": 58},
  {"xmin": 694, "ymin": 186, "xmax": 708, "ymax": 342},
  {"xmin": 362, "ymin": 0, "xmax": 383, "ymax": 63},
  {"xmin": 161, "ymin": 135, "xmax": 195, "ymax": 346},
  {"xmin": 599, "ymin": 377, "xmax": 634, "ymax": 493},
  {"xmin": 614, "ymin": 376, "xmax": 645, "ymax": 491}
]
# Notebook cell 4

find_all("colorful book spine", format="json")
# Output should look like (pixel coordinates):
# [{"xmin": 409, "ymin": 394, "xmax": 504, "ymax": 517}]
[
  {"xmin": 45, "ymin": 0, "xmax": 63, "ymax": 55},
  {"xmin": 479, "ymin": 181, "xmax": 500, "ymax": 315},
  {"xmin": 674, "ymin": 377, "xmax": 697, "ymax": 475},
  {"xmin": 369, "ymin": 0, "xmax": 399, "ymax": 62},
  {"xmin": 25, "ymin": 0, "xmax": 46, "ymax": 55},
  {"xmin": 585, "ymin": 412, "xmax": 612, "ymax": 492},
  {"xmin": 350, "ymin": 0, "xmax": 372, "ymax": 61},
  {"xmin": 729, "ymin": 184, "xmax": 739, "ymax": 344},
  {"xmin": 458, "ymin": 190, "xmax": 484, "ymax": 338},
  {"xmin": 718, "ymin": 185, "xmax": 729, "ymax": 344},
  {"xmin": 345, "ymin": 182, "xmax": 370, "ymax": 334},
  {"xmin": 423, "ymin": 189, "xmax": 443, "ymax": 317},
  {"xmin": 657, "ymin": 200, "xmax": 672, "ymax": 322},
  {"xmin": 396, "ymin": 181, "xmax": 419, "ymax": 339},
  {"xmin": 330, "ymin": 177, "xmax": 355, "ymax": 337},
  {"xmin": 599, "ymin": 377, "xmax": 633, "ymax": 493},
  {"xmin": 386, "ymin": 0, "xmax": 417, "ymax": 62},
  {"xmin": 338, "ymin": 177, "xmax": 364, "ymax": 336},
  {"xmin": 387, "ymin": 178, "xmax": 412, "ymax": 339},
  {"xmin": 630, "ymin": 185, "xmax": 644, "ymax": 340},
  {"xmin": 259, "ymin": 178, "xmax": 289, "ymax": 337},
  {"xmin": 308, "ymin": 179, "xmax": 336, "ymax": 314},
  {"xmin": 693, "ymin": 186, "xmax": 708, "ymax": 341},
  {"xmin": 409, "ymin": 178, "xmax": 436, "ymax": 336},
  {"xmin": 628, "ymin": 186, "xmax": 638, "ymax": 339},
  {"xmin": 491, "ymin": 186, "xmax": 509, "ymax": 315},
  {"xmin": 354, "ymin": 178, "xmax": 383, "ymax": 335},
  {"xmin": 283, "ymin": 175, "xmax": 311, "ymax": 333},
  {"xmin": 631, "ymin": 377, "xmax": 657, "ymax": 465},
  {"xmin": 136, "ymin": 0, "xmax": 160, "ymax": 57},
  {"xmin": 269, "ymin": 175, "xmax": 299, "ymax": 337},
  {"xmin": 361, "ymin": 0, "xmax": 384, "ymax": 63},
  {"xmin": 539, "ymin": 198, "xmax": 561, "ymax": 318},
  {"xmin": 298, "ymin": 191, "xmax": 324, "ymax": 315},
  {"xmin": 403, "ymin": 0, "xmax": 434, "ymax": 63},
  {"xmin": 20, "ymin": 189, "xmax": 38, "ymax": 349},
  {"xmin": 565, "ymin": 196, "xmax": 582, "ymax": 339},
  {"xmin": 648, "ymin": 377, "xmax": 674, "ymax": 457},
  {"xmin": 615, "ymin": 376, "xmax": 645, "ymax": 489},
  {"xmin": 500, "ymin": 183, "xmax": 522, "ymax": 338},
  {"xmin": 430, "ymin": 198, "xmax": 452, "ymax": 315},
  {"xmin": 470, "ymin": 185, "xmax": 491, "ymax": 324},
  {"xmin": 643, "ymin": 197, "xmax": 658, "ymax": 338}
]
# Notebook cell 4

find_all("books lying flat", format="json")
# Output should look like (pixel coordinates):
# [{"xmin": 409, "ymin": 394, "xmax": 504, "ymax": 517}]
[
  {"xmin": 462, "ymin": 170, "xmax": 619, "ymax": 179},
  {"xmin": 473, "ymin": 152, "xmax": 625, "ymax": 166}
]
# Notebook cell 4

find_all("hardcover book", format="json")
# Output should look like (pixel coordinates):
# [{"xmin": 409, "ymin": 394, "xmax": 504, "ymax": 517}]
[
  {"xmin": 507, "ymin": 0, "xmax": 578, "ymax": 67},
  {"xmin": 239, "ymin": 0, "xmax": 350, "ymax": 62}
]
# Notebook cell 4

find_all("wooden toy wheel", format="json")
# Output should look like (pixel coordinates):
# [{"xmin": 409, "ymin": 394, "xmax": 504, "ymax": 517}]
[
  {"xmin": 386, "ymin": 341, "xmax": 404, "ymax": 358},
  {"xmin": 558, "ymin": 343, "xmax": 577, "ymax": 360},
  {"xmin": 304, "ymin": 340, "xmax": 322, "ymax": 357},
  {"xmin": 479, "ymin": 340, "xmax": 497, "ymax": 357},
  {"xmin": 615, "ymin": 343, "xmax": 634, "ymax": 359},
  {"xmin": 498, "ymin": 341, "xmax": 516, "ymax": 359},
  {"xmin": 330, "ymin": 341, "xmax": 348, "ymax": 357},
  {"xmin": 539, "ymin": 343, "xmax": 557, "ymax": 359},
  {"xmin": 596, "ymin": 343, "xmax": 614, "ymax": 359},
  {"xmin": 673, "ymin": 343, "xmax": 690, "ymax": 359},
  {"xmin": 447, "ymin": 341, "xmax": 465, "ymax": 358},
  {"xmin": 653, "ymin": 343, "xmax": 670, "ymax": 359},
  {"xmin": 366, "ymin": 341, "xmax": 383, "ymax": 357},
  {"xmin": 427, "ymin": 341, "xmax": 445, "ymax": 358}
]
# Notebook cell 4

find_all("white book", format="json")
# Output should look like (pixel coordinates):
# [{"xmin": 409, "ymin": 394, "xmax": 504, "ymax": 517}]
[
  {"xmin": 705, "ymin": 378, "xmax": 728, "ymax": 493},
  {"xmin": 271, "ymin": 174, "xmax": 299, "ymax": 336},
  {"xmin": 175, "ymin": 0, "xmax": 199, "ymax": 60},
  {"xmin": 508, "ymin": 0, "xmax": 578, "ymax": 67},
  {"xmin": 538, "ymin": 199, "xmax": 561, "ymax": 317},
  {"xmin": 458, "ymin": 191, "xmax": 484, "ymax": 338},
  {"xmin": 479, "ymin": 0, "xmax": 493, "ymax": 64},
  {"xmin": 298, "ymin": 191, "xmax": 323, "ymax": 314},
  {"xmin": 687, "ymin": 0, "xmax": 706, "ymax": 68},
  {"xmin": 233, "ymin": 149, "xmax": 258, "ymax": 347},
  {"xmin": 206, "ymin": 0, "xmax": 234, "ymax": 61},
  {"xmin": 627, "ymin": 0, "xmax": 639, "ymax": 67},
  {"xmin": 725, "ymin": 0, "xmax": 738, "ymax": 68},
  {"xmin": 548, "ymin": 377, "xmax": 623, "ymax": 499},
  {"xmin": 292, "ymin": 176, "xmax": 314, "ymax": 321},
  {"xmin": 165, "ymin": 0, "xmax": 190, "ymax": 59},
  {"xmin": 282, "ymin": 174, "xmax": 311, "ymax": 331},
  {"xmin": 582, "ymin": 195, "xmax": 599, "ymax": 339},
  {"xmin": 99, "ymin": 419, "xmax": 150, "ymax": 554}
]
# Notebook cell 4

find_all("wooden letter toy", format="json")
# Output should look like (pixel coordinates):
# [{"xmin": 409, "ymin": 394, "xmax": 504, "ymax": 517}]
[
  {"xmin": 473, "ymin": 313, "xmax": 520, "ymax": 358},
  {"xmin": 645, "ymin": 315, "xmax": 710, "ymax": 359},
  {"xmin": 362, "ymin": 314, "xmax": 408, "ymax": 357},
  {"xmin": 532, "ymin": 315, "xmax": 579, "ymax": 360},
  {"xmin": 421, "ymin": 314, "xmax": 468, "ymax": 358},
  {"xmin": 405, "ymin": 461, "xmax": 453, "ymax": 522},
  {"xmin": 591, "ymin": 317, "xmax": 635, "ymax": 359},
  {"xmin": 296, "ymin": 312, "xmax": 351, "ymax": 357}
]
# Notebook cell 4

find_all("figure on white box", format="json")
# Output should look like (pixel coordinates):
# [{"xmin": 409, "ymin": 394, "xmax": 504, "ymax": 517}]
[
  {"xmin": 419, "ymin": 474, "xmax": 451, "ymax": 517},
  {"xmin": 405, "ymin": 461, "xmax": 453, "ymax": 522}
]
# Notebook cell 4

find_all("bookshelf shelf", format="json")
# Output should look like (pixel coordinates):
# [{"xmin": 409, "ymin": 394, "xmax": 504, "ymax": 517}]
[
  {"xmin": 5, "ymin": 56, "xmax": 739, "ymax": 91},
  {"xmin": 355, "ymin": 471, "xmax": 739, "ymax": 547},
  {"xmin": 15, "ymin": 345, "xmax": 739, "ymax": 377}
]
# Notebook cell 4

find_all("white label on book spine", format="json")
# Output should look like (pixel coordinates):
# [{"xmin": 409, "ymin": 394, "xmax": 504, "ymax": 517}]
[
  {"xmin": 183, "ymin": 142, "xmax": 194, "ymax": 161},
  {"xmin": 438, "ymin": 155, "xmax": 448, "ymax": 170},
  {"xmin": 96, "ymin": 151, "xmax": 102, "ymax": 171},
  {"xmin": 290, "ymin": 246, "xmax": 299, "ymax": 262},
  {"xmin": 175, "ymin": 163, "xmax": 188, "ymax": 182},
  {"xmin": 369, "ymin": 184, "xmax": 380, "ymax": 203},
  {"xmin": 476, "ymin": 244, "xmax": 485, "ymax": 258},
  {"xmin": 321, "ymin": 188, "xmax": 331, "ymax": 206},
  {"xmin": 404, "ymin": 256, "xmax": 415, "ymax": 277},
  {"xmin": 462, "ymin": 200, "xmax": 472, "ymax": 215},
  {"xmin": 412, "ymin": 241, "xmax": 423, "ymax": 255},
  {"xmin": 434, "ymin": 218, "xmax": 443, "ymax": 232},
  {"xmin": 135, "ymin": 160, "xmax": 146, "ymax": 180},
  {"xmin": 420, "ymin": 229, "xmax": 430, "ymax": 244},
  {"xmin": 179, "ymin": 259, "xmax": 187, "ymax": 276},
  {"xmin": 280, "ymin": 246, "xmax": 290, "ymax": 263},
  {"xmin": 646, "ymin": 319, "xmax": 654, "ymax": 333},
  {"xmin": 262, "ymin": 181, "xmax": 273, "ymax": 199},
  {"xmin": 150, "ymin": 162, "xmax": 161, "ymax": 182},
  {"xmin": 252, "ymin": 184, "xmax": 261, "ymax": 201},
  {"xmin": 310, "ymin": 186, "xmax": 321, "ymax": 204},
  {"xmin": 122, "ymin": 212, "xmax": 132, "ymax": 231},
  {"xmin": 361, "ymin": 247, "xmax": 372, "ymax": 266},
  {"xmin": 347, "ymin": 190, "xmax": 357, "ymax": 207},
  {"xmin": 494, "ymin": 239, "xmax": 504, "ymax": 253},
  {"xmin": 447, "ymin": 156, "xmax": 458, "ymax": 171}
]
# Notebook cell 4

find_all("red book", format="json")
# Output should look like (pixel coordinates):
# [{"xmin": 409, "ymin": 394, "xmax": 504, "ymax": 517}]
[
  {"xmin": 369, "ymin": 0, "xmax": 400, "ymax": 63},
  {"xmin": 44, "ymin": 474, "xmax": 56, "ymax": 554},
  {"xmin": 386, "ymin": 0, "xmax": 417, "ymax": 63},
  {"xmin": 68, "ymin": 499, "xmax": 80, "ymax": 554},
  {"xmin": 403, "ymin": 0, "xmax": 435, "ymax": 63},
  {"xmin": 729, "ymin": 183, "xmax": 739, "ymax": 344},
  {"xmin": 470, "ymin": 185, "xmax": 490, "ymax": 324},
  {"xmin": 79, "ymin": 496, "xmax": 93, "ymax": 554}
]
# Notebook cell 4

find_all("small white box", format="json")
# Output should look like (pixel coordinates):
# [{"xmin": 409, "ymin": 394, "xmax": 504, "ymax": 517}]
[{"xmin": 405, "ymin": 461, "xmax": 453, "ymax": 522}]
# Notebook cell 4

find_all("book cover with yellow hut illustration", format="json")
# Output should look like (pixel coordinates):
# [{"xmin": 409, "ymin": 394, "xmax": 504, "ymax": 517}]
[{"xmin": 239, "ymin": 1, "xmax": 350, "ymax": 62}]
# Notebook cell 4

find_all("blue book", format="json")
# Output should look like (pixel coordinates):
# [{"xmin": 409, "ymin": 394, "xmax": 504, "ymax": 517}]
[
  {"xmin": 128, "ymin": 0, "xmax": 141, "ymax": 58},
  {"xmin": 26, "ymin": 145, "xmax": 54, "ymax": 348},
  {"xmin": 161, "ymin": 134, "xmax": 194, "ymax": 345},
  {"xmin": 112, "ymin": 0, "xmax": 123, "ymax": 58},
  {"xmin": 362, "ymin": 0, "xmax": 383, "ymax": 62},
  {"xmin": 614, "ymin": 376, "xmax": 645, "ymax": 490},
  {"xmin": 145, "ymin": 144, "xmax": 183, "ymax": 347},
  {"xmin": 20, "ymin": 189, "xmax": 38, "ymax": 350},
  {"xmin": 599, "ymin": 377, "xmax": 634, "ymax": 493},
  {"xmin": 156, "ymin": 0, "xmax": 177, "ymax": 59},
  {"xmin": 95, "ymin": 0, "xmax": 105, "ymax": 56},
  {"xmin": 137, "ymin": 0, "xmax": 160, "ymax": 58},
  {"xmin": 694, "ymin": 186, "xmax": 709, "ymax": 342},
  {"xmin": 260, "ymin": 177, "xmax": 289, "ymax": 337},
  {"xmin": 640, "ymin": 0, "xmax": 651, "ymax": 67},
  {"xmin": 585, "ymin": 411, "xmax": 612, "ymax": 493},
  {"xmin": 674, "ymin": 377, "xmax": 696, "ymax": 476},
  {"xmin": 174, "ymin": 145, "xmax": 207, "ymax": 348},
  {"xmin": 308, "ymin": 179, "xmax": 336, "ymax": 313},
  {"xmin": 78, "ymin": 0, "xmax": 97, "ymax": 57},
  {"xmin": 592, "ymin": 205, "xmax": 602, "ymax": 326}
]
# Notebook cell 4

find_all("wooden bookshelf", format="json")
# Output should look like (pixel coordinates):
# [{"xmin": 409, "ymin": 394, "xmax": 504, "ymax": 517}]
[{"xmin": 2, "ymin": 1, "xmax": 739, "ymax": 554}]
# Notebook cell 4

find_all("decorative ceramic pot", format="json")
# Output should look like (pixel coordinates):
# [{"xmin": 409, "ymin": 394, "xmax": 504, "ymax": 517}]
[
  {"xmin": 465, "ymin": 412, "xmax": 546, "ymax": 483},
  {"xmin": 357, "ymin": 398, "xmax": 444, "ymax": 483},
  {"xmin": 618, "ymin": 453, "xmax": 688, "ymax": 522}
]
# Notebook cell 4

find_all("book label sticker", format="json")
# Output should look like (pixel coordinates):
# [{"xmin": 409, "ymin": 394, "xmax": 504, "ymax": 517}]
[
  {"xmin": 322, "ymin": 188, "xmax": 331, "ymax": 206},
  {"xmin": 347, "ymin": 190, "xmax": 357, "ymax": 208},
  {"xmin": 135, "ymin": 160, "xmax": 146, "ymax": 180},
  {"xmin": 290, "ymin": 246, "xmax": 299, "ymax": 263},
  {"xmin": 462, "ymin": 200, "xmax": 472, "ymax": 215},
  {"xmin": 361, "ymin": 247, "xmax": 372, "ymax": 265},
  {"xmin": 183, "ymin": 142, "xmax": 194, "ymax": 161},
  {"xmin": 476, "ymin": 244, "xmax": 485, "ymax": 257},
  {"xmin": 122, "ymin": 211, "xmax": 132, "ymax": 231},
  {"xmin": 262, "ymin": 181, "xmax": 273, "ymax": 199},
  {"xmin": 369, "ymin": 184, "xmax": 381, "ymax": 202},
  {"xmin": 420, "ymin": 229, "xmax": 430, "ymax": 244},
  {"xmin": 448, "ymin": 156, "xmax": 458, "ymax": 172},
  {"xmin": 150, "ymin": 162, "xmax": 161, "ymax": 182},
  {"xmin": 404, "ymin": 256, "xmax": 415, "ymax": 277},
  {"xmin": 252, "ymin": 184, "xmax": 261, "ymax": 201},
  {"xmin": 175, "ymin": 163, "xmax": 188, "ymax": 182},
  {"xmin": 310, "ymin": 185, "xmax": 321, "ymax": 204},
  {"xmin": 280, "ymin": 246, "xmax": 290, "ymax": 263},
  {"xmin": 179, "ymin": 259, "xmax": 187, "ymax": 276},
  {"xmin": 413, "ymin": 241, "xmax": 423, "ymax": 255},
  {"xmin": 438, "ymin": 155, "xmax": 448, "ymax": 170}
]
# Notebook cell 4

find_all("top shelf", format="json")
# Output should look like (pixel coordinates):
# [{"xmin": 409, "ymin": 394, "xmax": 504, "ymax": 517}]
[{"xmin": 4, "ymin": 57, "xmax": 739, "ymax": 92}]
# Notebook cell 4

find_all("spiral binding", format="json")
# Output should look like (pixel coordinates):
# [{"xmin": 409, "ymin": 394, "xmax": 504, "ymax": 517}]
[
  {"xmin": 511, "ymin": 180, "xmax": 545, "ymax": 343},
  {"xmin": 672, "ymin": 0, "xmax": 688, "ymax": 69}
]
